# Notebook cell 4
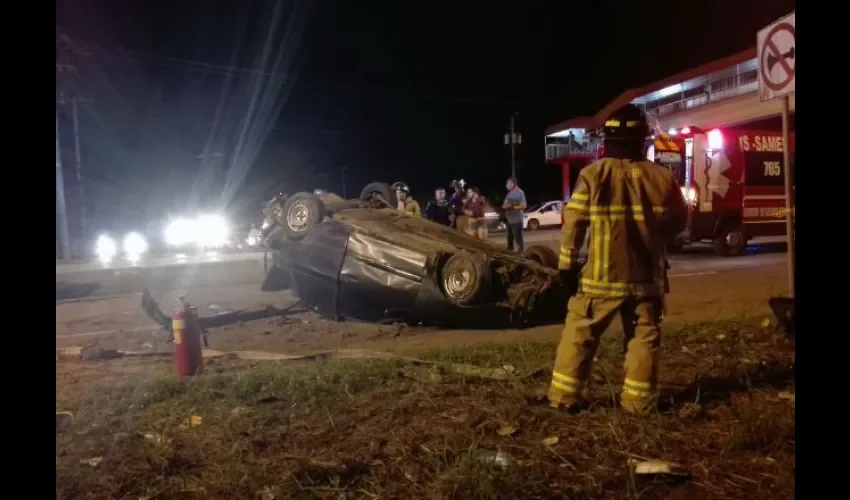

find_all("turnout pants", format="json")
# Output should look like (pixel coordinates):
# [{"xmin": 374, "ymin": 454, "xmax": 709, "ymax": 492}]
[{"xmin": 548, "ymin": 293, "xmax": 663, "ymax": 414}]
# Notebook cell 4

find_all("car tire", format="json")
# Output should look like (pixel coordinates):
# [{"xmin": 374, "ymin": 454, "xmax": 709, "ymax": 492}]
[
  {"xmin": 280, "ymin": 192, "xmax": 325, "ymax": 241},
  {"xmin": 522, "ymin": 245, "xmax": 559, "ymax": 268},
  {"xmin": 359, "ymin": 182, "xmax": 398, "ymax": 209},
  {"xmin": 440, "ymin": 252, "xmax": 490, "ymax": 306},
  {"xmin": 527, "ymin": 218, "xmax": 540, "ymax": 231},
  {"xmin": 713, "ymin": 224, "xmax": 746, "ymax": 257}
]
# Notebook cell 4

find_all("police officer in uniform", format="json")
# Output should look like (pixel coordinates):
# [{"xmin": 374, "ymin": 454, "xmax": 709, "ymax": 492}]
[
  {"xmin": 424, "ymin": 187, "xmax": 452, "ymax": 226},
  {"xmin": 549, "ymin": 104, "xmax": 688, "ymax": 415}
]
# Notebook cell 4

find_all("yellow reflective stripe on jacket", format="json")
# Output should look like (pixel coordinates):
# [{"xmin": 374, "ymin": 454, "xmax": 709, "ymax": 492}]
[
  {"xmin": 559, "ymin": 247, "xmax": 579, "ymax": 269},
  {"xmin": 587, "ymin": 205, "xmax": 665, "ymax": 216},
  {"xmin": 565, "ymin": 193, "xmax": 589, "ymax": 215},
  {"xmin": 579, "ymin": 277, "xmax": 663, "ymax": 298}
]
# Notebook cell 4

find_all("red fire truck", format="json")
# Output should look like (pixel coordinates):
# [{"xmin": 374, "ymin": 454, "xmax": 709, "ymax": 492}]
[{"xmin": 554, "ymin": 126, "xmax": 795, "ymax": 257}]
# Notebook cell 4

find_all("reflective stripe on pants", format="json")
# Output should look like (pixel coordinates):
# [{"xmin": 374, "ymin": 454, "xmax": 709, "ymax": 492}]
[{"xmin": 548, "ymin": 294, "xmax": 662, "ymax": 410}]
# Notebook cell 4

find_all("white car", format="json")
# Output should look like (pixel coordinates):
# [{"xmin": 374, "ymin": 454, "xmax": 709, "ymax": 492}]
[{"xmin": 522, "ymin": 201, "xmax": 563, "ymax": 230}]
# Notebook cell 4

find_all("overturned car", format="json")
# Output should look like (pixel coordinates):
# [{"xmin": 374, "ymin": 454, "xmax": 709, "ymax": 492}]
[{"xmin": 259, "ymin": 182, "xmax": 573, "ymax": 328}]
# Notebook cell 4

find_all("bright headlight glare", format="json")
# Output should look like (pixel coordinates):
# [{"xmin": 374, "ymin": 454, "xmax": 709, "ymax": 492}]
[
  {"xmin": 95, "ymin": 235, "xmax": 117, "ymax": 263},
  {"xmin": 197, "ymin": 214, "xmax": 229, "ymax": 247},
  {"xmin": 165, "ymin": 218, "xmax": 196, "ymax": 246},
  {"xmin": 123, "ymin": 232, "xmax": 148, "ymax": 258}
]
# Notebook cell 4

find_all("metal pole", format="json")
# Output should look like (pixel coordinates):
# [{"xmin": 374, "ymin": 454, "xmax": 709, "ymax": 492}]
[
  {"xmin": 72, "ymin": 97, "xmax": 86, "ymax": 238},
  {"xmin": 341, "ymin": 166, "xmax": 347, "ymax": 198},
  {"xmin": 781, "ymin": 95, "xmax": 794, "ymax": 297},
  {"xmin": 509, "ymin": 114, "xmax": 517, "ymax": 180},
  {"xmin": 56, "ymin": 112, "xmax": 71, "ymax": 260}
]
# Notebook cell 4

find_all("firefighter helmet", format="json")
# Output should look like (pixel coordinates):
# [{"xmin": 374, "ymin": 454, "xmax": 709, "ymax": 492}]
[
  {"xmin": 601, "ymin": 104, "xmax": 650, "ymax": 142},
  {"xmin": 392, "ymin": 182, "xmax": 410, "ymax": 194},
  {"xmin": 450, "ymin": 179, "xmax": 466, "ymax": 191}
]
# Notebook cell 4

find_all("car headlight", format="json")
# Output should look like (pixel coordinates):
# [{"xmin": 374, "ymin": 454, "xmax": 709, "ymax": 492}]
[
  {"xmin": 95, "ymin": 235, "xmax": 117, "ymax": 263},
  {"xmin": 123, "ymin": 232, "xmax": 148, "ymax": 261},
  {"xmin": 196, "ymin": 214, "xmax": 229, "ymax": 248},
  {"xmin": 164, "ymin": 218, "xmax": 196, "ymax": 246}
]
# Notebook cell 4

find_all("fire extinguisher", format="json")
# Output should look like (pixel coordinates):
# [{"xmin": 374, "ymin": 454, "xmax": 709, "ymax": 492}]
[{"xmin": 172, "ymin": 295, "xmax": 206, "ymax": 377}]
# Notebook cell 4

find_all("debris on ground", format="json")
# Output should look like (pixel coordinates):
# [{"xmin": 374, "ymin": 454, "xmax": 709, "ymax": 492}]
[
  {"xmin": 475, "ymin": 449, "xmax": 517, "ymax": 469},
  {"xmin": 630, "ymin": 459, "xmax": 689, "ymax": 477},
  {"xmin": 79, "ymin": 457, "xmax": 103, "ymax": 468},
  {"xmin": 497, "ymin": 425, "xmax": 518, "ymax": 437},
  {"xmin": 541, "ymin": 436, "xmax": 559, "ymax": 446}
]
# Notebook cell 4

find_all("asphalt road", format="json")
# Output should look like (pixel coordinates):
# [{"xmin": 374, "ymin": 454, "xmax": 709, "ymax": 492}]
[{"xmin": 56, "ymin": 229, "xmax": 789, "ymax": 302}]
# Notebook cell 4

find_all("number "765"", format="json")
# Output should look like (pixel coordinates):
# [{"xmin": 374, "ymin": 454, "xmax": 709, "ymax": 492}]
[{"xmin": 763, "ymin": 161, "xmax": 782, "ymax": 176}]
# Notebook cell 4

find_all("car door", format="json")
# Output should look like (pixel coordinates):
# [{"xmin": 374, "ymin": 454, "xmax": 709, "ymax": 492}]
[
  {"xmin": 548, "ymin": 201, "xmax": 563, "ymax": 226},
  {"xmin": 539, "ymin": 203, "xmax": 559, "ymax": 226}
]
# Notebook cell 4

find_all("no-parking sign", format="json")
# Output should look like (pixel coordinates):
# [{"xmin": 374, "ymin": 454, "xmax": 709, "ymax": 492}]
[{"xmin": 757, "ymin": 12, "xmax": 795, "ymax": 101}]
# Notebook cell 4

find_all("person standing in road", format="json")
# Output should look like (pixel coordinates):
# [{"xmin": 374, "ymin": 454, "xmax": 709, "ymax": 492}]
[
  {"xmin": 449, "ymin": 179, "xmax": 468, "ymax": 232},
  {"xmin": 548, "ymin": 104, "xmax": 687, "ymax": 415},
  {"xmin": 424, "ymin": 187, "xmax": 452, "ymax": 226},
  {"xmin": 502, "ymin": 177, "xmax": 527, "ymax": 253},
  {"xmin": 463, "ymin": 187, "xmax": 488, "ymax": 240}
]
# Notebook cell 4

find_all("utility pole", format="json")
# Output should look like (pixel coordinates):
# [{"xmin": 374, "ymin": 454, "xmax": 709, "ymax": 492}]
[
  {"xmin": 56, "ymin": 111, "xmax": 71, "ymax": 260},
  {"xmin": 71, "ymin": 97, "xmax": 91, "ymax": 239},
  {"xmin": 504, "ymin": 113, "xmax": 521, "ymax": 181},
  {"xmin": 341, "ymin": 165, "xmax": 348, "ymax": 198}
]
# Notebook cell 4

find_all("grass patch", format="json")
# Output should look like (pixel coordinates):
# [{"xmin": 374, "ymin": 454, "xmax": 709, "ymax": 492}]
[{"xmin": 56, "ymin": 318, "xmax": 794, "ymax": 499}]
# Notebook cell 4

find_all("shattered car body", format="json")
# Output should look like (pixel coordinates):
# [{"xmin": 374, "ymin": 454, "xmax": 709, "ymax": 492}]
[{"xmin": 259, "ymin": 183, "xmax": 572, "ymax": 328}]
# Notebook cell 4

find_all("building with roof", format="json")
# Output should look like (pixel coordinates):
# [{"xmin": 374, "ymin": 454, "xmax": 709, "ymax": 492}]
[{"xmin": 545, "ymin": 48, "xmax": 796, "ymax": 163}]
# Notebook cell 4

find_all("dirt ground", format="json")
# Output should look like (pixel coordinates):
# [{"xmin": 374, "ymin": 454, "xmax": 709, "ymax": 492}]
[
  {"xmin": 56, "ymin": 266, "xmax": 788, "ymax": 357},
  {"xmin": 56, "ymin": 316, "xmax": 795, "ymax": 500}
]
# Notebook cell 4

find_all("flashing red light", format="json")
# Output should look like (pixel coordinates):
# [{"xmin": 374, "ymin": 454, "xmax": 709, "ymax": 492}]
[
  {"xmin": 707, "ymin": 128, "xmax": 724, "ymax": 150},
  {"xmin": 681, "ymin": 126, "xmax": 691, "ymax": 135}
]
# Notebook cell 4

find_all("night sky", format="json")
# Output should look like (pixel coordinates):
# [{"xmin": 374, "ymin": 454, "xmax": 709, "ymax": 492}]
[{"xmin": 56, "ymin": 0, "xmax": 795, "ymax": 237}]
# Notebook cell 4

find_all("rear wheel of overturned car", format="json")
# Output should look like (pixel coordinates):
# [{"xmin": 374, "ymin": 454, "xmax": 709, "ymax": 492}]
[
  {"xmin": 440, "ymin": 253, "xmax": 490, "ymax": 306},
  {"xmin": 280, "ymin": 192, "xmax": 325, "ymax": 241},
  {"xmin": 522, "ymin": 245, "xmax": 559, "ymax": 268},
  {"xmin": 359, "ymin": 182, "xmax": 398, "ymax": 209}
]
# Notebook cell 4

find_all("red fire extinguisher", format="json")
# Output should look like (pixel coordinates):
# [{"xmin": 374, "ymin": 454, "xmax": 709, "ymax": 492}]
[{"xmin": 172, "ymin": 296, "xmax": 205, "ymax": 377}]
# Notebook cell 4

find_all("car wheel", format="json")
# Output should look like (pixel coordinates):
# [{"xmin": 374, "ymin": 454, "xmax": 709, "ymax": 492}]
[
  {"xmin": 440, "ymin": 253, "xmax": 490, "ymax": 306},
  {"xmin": 280, "ymin": 192, "xmax": 325, "ymax": 241},
  {"xmin": 522, "ymin": 245, "xmax": 559, "ymax": 268},
  {"xmin": 527, "ymin": 218, "xmax": 540, "ymax": 231},
  {"xmin": 359, "ymin": 182, "xmax": 398, "ymax": 209},
  {"xmin": 713, "ymin": 225, "xmax": 746, "ymax": 257}
]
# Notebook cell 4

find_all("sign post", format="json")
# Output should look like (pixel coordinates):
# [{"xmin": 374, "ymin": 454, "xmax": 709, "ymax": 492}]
[{"xmin": 757, "ymin": 11, "xmax": 795, "ymax": 296}]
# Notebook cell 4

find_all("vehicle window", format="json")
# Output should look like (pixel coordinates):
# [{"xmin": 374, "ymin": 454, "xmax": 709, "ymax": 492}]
[
  {"xmin": 525, "ymin": 204, "xmax": 542, "ymax": 213},
  {"xmin": 542, "ymin": 204, "xmax": 556, "ymax": 212}
]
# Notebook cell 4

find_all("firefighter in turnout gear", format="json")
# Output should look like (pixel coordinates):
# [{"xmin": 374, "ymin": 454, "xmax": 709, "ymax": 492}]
[
  {"xmin": 549, "ymin": 104, "xmax": 688, "ymax": 415},
  {"xmin": 393, "ymin": 182, "xmax": 421, "ymax": 217}
]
